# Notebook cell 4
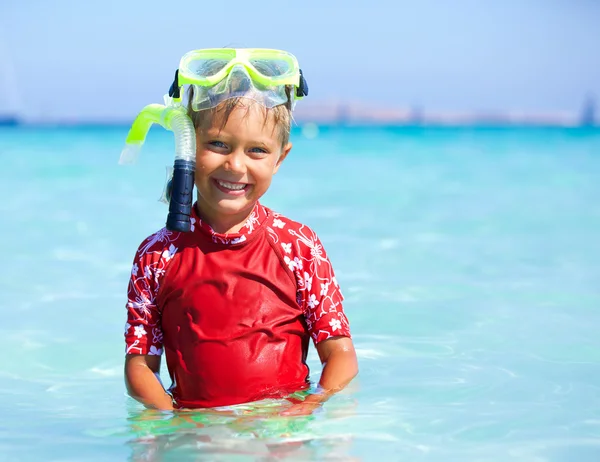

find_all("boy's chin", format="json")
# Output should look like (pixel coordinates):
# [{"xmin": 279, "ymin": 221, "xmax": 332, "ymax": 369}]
[{"xmin": 214, "ymin": 199, "xmax": 255, "ymax": 215}]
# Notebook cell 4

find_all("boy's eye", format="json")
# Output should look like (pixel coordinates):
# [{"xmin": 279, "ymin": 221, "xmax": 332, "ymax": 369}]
[
  {"xmin": 249, "ymin": 147, "xmax": 268, "ymax": 154},
  {"xmin": 208, "ymin": 141, "xmax": 227, "ymax": 149}
]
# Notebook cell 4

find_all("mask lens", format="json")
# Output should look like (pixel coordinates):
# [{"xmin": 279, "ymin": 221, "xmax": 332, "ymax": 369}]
[
  {"xmin": 187, "ymin": 58, "xmax": 230, "ymax": 78},
  {"xmin": 250, "ymin": 58, "xmax": 293, "ymax": 78}
]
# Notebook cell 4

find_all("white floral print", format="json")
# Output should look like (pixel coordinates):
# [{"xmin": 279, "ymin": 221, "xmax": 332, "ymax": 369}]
[
  {"xmin": 272, "ymin": 218, "xmax": 285, "ymax": 229},
  {"xmin": 284, "ymin": 256, "xmax": 303, "ymax": 271},
  {"xmin": 329, "ymin": 318, "xmax": 342, "ymax": 332},
  {"xmin": 128, "ymin": 292, "xmax": 154, "ymax": 320},
  {"xmin": 243, "ymin": 210, "xmax": 260, "ymax": 233},
  {"xmin": 138, "ymin": 227, "xmax": 175, "ymax": 256},
  {"xmin": 134, "ymin": 325, "xmax": 147, "ymax": 338},
  {"xmin": 303, "ymin": 272, "xmax": 312, "ymax": 291},
  {"xmin": 307, "ymin": 294, "xmax": 319, "ymax": 308},
  {"xmin": 126, "ymin": 340, "xmax": 142, "ymax": 354},
  {"xmin": 161, "ymin": 244, "xmax": 177, "ymax": 261},
  {"xmin": 149, "ymin": 345, "xmax": 163, "ymax": 355},
  {"xmin": 152, "ymin": 327, "xmax": 163, "ymax": 345}
]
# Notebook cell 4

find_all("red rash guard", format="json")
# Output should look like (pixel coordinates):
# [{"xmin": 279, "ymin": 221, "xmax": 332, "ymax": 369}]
[{"xmin": 124, "ymin": 202, "xmax": 351, "ymax": 408}]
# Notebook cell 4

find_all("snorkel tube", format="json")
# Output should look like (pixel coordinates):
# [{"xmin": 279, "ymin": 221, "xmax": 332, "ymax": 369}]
[{"xmin": 120, "ymin": 102, "xmax": 196, "ymax": 232}]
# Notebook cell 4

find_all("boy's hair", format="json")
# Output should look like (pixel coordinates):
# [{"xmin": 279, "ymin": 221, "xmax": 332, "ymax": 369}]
[{"xmin": 186, "ymin": 86, "xmax": 293, "ymax": 147}]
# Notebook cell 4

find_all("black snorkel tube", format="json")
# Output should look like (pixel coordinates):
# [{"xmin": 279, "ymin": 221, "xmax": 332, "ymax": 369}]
[
  {"xmin": 163, "ymin": 70, "xmax": 195, "ymax": 232},
  {"xmin": 165, "ymin": 146, "xmax": 195, "ymax": 233}
]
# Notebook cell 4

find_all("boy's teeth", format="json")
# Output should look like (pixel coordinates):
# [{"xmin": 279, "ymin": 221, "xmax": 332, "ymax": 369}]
[{"xmin": 218, "ymin": 180, "xmax": 246, "ymax": 190}]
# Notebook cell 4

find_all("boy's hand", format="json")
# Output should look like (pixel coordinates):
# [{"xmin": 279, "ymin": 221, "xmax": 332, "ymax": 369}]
[
  {"xmin": 281, "ymin": 336, "xmax": 359, "ymax": 417},
  {"xmin": 281, "ymin": 393, "xmax": 325, "ymax": 416}
]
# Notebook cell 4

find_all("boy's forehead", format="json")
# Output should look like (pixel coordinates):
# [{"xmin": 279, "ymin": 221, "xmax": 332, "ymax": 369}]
[{"xmin": 201, "ymin": 101, "xmax": 280, "ymax": 134}]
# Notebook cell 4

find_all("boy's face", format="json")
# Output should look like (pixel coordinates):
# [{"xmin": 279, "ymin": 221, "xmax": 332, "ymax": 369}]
[{"xmin": 194, "ymin": 101, "xmax": 291, "ymax": 230}]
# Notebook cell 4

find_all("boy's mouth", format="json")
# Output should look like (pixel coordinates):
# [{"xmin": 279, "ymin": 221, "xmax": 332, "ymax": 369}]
[{"xmin": 213, "ymin": 178, "xmax": 250, "ymax": 195}]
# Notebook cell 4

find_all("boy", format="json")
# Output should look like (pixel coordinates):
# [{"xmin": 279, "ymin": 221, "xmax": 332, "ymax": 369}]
[{"xmin": 124, "ymin": 48, "xmax": 358, "ymax": 415}]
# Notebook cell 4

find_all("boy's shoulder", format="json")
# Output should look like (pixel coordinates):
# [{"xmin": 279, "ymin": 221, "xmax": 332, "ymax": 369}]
[
  {"xmin": 264, "ymin": 207, "xmax": 325, "ymax": 257},
  {"xmin": 133, "ymin": 226, "xmax": 186, "ymax": 261},
  {"xmin": 266, "ymin": 207, "xmax": 316, "ymax": 236}
]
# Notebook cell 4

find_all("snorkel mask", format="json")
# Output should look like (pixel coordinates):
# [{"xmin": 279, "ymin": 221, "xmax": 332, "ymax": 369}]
[{"xmin": 119, "ymin": 48, "xmax": 309, "ymax": 233}]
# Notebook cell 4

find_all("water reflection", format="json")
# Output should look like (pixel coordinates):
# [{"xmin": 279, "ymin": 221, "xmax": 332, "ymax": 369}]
[{"xmin": 126, "ymin": 399, "xmax": 359, "ymax": 461}]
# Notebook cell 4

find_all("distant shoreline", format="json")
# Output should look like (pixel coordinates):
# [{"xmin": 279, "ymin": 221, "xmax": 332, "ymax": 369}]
[
  {"xmin": 2, "ymin": 121, "xmax": 598, "ymax": 129},
  {"xmin": 1, "ymin": 101, "xmax": 597, "ymax": 128}
]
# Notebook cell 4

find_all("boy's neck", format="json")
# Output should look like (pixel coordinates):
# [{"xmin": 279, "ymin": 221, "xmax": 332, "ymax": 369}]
[{"xmin": 194, "ymin": 200, "xmax": 257, "ymax": 235}]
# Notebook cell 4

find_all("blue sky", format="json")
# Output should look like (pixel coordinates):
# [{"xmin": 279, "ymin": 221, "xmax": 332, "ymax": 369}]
[{"xmin": 0, "ymin": 0, "xmax": 598, "ymax": 121}]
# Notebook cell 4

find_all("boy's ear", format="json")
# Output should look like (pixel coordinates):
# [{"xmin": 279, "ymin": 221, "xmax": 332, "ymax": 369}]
[{"xmin": 273, "ymin": 142, "xmax": 292, "ymax": 174}]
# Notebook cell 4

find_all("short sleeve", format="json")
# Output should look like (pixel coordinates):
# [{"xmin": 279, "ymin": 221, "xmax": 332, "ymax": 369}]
[
  {"xmin": 124, "ymin": 234, "xmax": 173, "ymax": 356},
  {"xmin": 290, "ymin": 227, "xmax": 351, "ymax": 344}
]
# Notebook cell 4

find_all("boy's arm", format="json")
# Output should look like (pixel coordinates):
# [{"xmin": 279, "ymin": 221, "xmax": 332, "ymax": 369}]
[
  {"xmin": 281, "ymin": 224, "xmax": 357, "ymax": 415},
  {"xmin": 124, "ymin": 234, "xmax": 175, "ymax": 410},
  {"xmin": 125, "ymin": 354, "xmax": 174, "ymax": 411},
  {"xmin": 282, "ymin": 336, "xmax": 358, "ymax": 416},
  {"xmin": 314, "ymin": 336, "xmax": 358, "ymax": 392}
]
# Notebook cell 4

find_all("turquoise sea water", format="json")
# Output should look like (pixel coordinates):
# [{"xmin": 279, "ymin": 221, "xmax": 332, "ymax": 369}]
[{"xmin": 1, "ymin": 125, "xmax": 599, "ymax": 461}]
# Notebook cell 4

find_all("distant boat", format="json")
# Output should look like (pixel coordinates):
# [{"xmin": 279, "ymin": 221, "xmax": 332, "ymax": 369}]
[{"xmin": 0, "ymin": 114, "xmax": 19, "ymax": 126}]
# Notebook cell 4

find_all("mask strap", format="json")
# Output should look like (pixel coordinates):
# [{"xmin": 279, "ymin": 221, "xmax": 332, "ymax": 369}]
[
  {"xmin": 296, "ymin": 69, "xmax": 309, "ymax": 97},
  {"xmin": 168, "ymin": 70, "xmax": 181, "ymax": 99}
]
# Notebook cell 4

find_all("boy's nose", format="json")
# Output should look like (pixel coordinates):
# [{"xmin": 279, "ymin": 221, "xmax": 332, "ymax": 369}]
[{"xmin": 223, "ymin": 149, "xmax": 246, "ymax": 174}]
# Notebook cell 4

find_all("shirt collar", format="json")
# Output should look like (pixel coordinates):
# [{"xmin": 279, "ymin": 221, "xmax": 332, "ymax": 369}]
[{"xmin": 190, "ymin": 202, "xmax": 269, "ymax": 245}]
